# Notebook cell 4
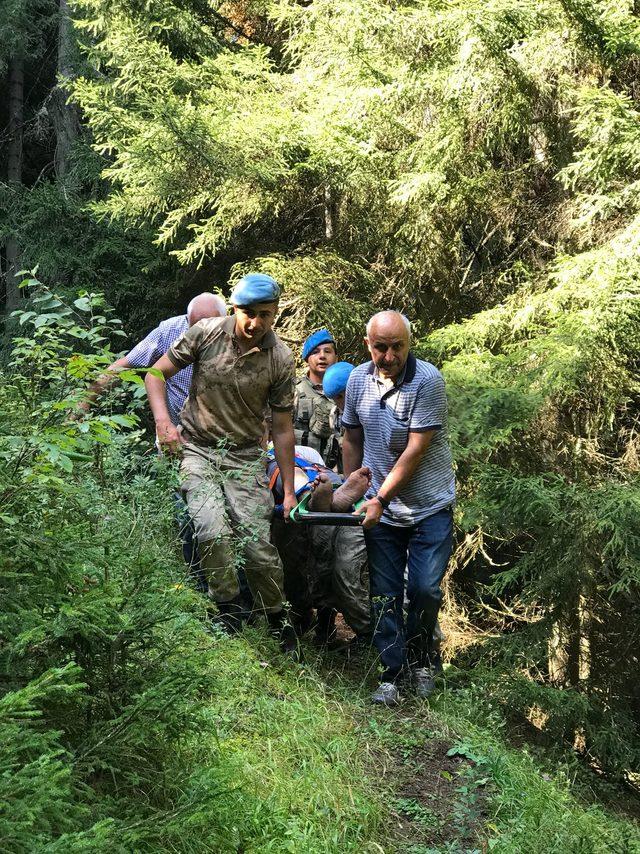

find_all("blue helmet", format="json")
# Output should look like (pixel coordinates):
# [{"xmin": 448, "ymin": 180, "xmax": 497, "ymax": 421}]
[
  {"xmin": 323, "ymin": 362, "xmax": 355, "ymax": 398},
  {"xmin": 301, "ymin": 328, "xmax": 336, "ymax": 361},
  {"xmin": 230, "ymin": 272, "xmax": 280, "ymax": 306}
]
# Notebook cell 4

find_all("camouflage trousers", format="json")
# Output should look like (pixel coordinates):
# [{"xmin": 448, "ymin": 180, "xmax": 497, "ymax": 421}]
[
  {"xmin": 308, "ymin": 524, "xmax": 371, "ymax": 637},
  {"xmin": 180, "ymin": 442, "xmax": 284, "ymax": 613},
  {"xmin": 271, "ymin": 517, "xmax": 313, "ymax": 622}
]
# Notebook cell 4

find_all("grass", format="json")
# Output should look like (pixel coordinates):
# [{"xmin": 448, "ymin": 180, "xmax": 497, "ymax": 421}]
[
  {"xmin": 114, "ymin": 607, "xmax": 639, "ymax": 852},
  {"xmin": 428, "ymin": 685, "xmax": 640, "ymax": 854},
  {"xmin": 146, "ymin": 625, "xmax": 386, "ymax": 852},
  {"xmin": 304, "ymin": 643, "xmax": 640, "ymax": 854}
]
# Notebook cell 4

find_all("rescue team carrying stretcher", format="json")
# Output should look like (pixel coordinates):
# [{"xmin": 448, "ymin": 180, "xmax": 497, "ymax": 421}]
[{"xmin": 81, "ymin": 272, "xmax": 455, "ymax": 706}]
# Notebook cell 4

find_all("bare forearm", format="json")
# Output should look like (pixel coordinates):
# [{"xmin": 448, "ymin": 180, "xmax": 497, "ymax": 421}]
[
  {"xmin": 272, "ymin": 424, "xmax": 295, "ymax": 497},
  {"xmin": 79, "ymin": 356, "xmax": 130, "ymax": 410},
  {"xmin": 378, "ymin": 453, "xmax": 423, "ymax": 501},
  {"xmin": 378, "ymin": 432, "xmax": 435, "ymax": 501},
  {"xmin": 87, "ymin": 372, "xmax": 115, "ymax": 400},
  {"xmin": 144, "ymin": 373, "xmax": 171, "ymax": 426},
  {"xmin": 342, "ymin": 429, "xmax": 364, "ymax": 476}
]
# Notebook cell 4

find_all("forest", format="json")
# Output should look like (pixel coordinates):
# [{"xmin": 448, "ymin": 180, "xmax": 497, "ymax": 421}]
[{"xmin": 1, "ymin": 0, "xmax": 640, "ymax": 850}]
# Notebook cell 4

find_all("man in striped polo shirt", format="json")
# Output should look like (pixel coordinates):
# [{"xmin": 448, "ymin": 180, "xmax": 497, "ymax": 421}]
[
  {"xmin": 75, "ymin": 292, "xmax": 227, "ymax": 421},
  {"xmin": 342, "ymin": 311, "xmax": 455, "ymax": 705}
]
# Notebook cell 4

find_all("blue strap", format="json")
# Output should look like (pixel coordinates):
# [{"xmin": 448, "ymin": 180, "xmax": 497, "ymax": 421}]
[{"xmin": 270, "ymin": 452, "xmax": 323, "ymax": 515}]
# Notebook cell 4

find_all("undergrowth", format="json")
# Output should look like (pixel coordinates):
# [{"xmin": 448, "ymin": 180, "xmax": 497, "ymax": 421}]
[
  {"xmin": 315, "ymin": 647, "xmax": 640, "ymax": 854},
  {"xmin": 2, "ymin": 279, "xmax": 639, "ymax": 851},
  {"xmin": 0, "ymin": 283, "xmax": 383, "ymax": 851},
  {"xmin": 418, "ymin": 213, "xmax": 640, "ymax": 779}
]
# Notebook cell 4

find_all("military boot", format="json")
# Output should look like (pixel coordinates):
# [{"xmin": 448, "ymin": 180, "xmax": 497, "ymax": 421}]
[
  {"xmin": 212, "ymin": 596, "xmax": 246, "ymax": 635},
  {"xmin": 314, "ymin": 607, "xmax": 338, "ymax": 646},
  {"xmin": 291, "ymin": 605, "xmax": 316, "ymax": 637},
  {"xmin": 267, "ymin": 609, "xmax": 303, "ymax": 663}
]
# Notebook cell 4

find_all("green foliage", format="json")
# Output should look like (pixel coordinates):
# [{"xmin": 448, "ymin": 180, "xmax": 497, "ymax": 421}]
[
  {"xmin": 431, "ymin": 688, "xmax": 640, "ymax": 853},
  {"xmin": 6, "ymin": 0, "xmax": 640, "ymax": 835},
  {"xmin": 0, "ymin": 0, "xmax": 56, "ymax": 69},
  {"xmin": 0, "ymin": 278, "xmax": 216, "ymax": 847},
  {"xmin": 560, "ymin": 86, "xmax": 640, "ymax": 233},
  {"xmin": 419, "ymin": 201, "xmax": 640, "ymax": 772},
  {"xmin": 0, "ymin": 279, "xmax": 386, "ymax": 850},
  {"xmin": 0, "ymin": 171, "xmax": 184, "ymax": 340},
  {"xmin": 69, "ymin": 0, "xmax": 607, "ymax": 321},
  {"xmin": 407, "ymin": 5, "xmax": 640, "ymax": 771}
]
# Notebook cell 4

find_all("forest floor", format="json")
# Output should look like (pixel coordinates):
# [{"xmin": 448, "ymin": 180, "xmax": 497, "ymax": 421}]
[
  {"xmin": 148, "ymin": 592, "xmax": 640, "ymax": 852},
  {"xmin": 281, "ymin": 615, "xmax": 640, "ymax": 854},
  {"xmin": 321, "ymin": 618, "xmax": 494, "ymax": 851},
  {"xmin": 21, "ymin": 568, "xmax": 634, "ymax": 853}
]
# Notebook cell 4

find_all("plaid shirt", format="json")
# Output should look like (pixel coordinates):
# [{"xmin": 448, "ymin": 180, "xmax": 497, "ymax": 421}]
[{"xmin": 126, "ymin": 314, "xmax": 192, "ymax": 425}]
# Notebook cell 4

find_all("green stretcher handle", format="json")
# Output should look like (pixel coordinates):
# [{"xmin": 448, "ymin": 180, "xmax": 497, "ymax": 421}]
[{"xmin": 288, "ymin": 490, "xmax": 365, "ymax": 526}]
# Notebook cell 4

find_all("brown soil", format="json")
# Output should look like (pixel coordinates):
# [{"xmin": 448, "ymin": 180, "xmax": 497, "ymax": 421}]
[{"xmin": 389, "ymin": 735, "xmax": 492, "ymax": 851}]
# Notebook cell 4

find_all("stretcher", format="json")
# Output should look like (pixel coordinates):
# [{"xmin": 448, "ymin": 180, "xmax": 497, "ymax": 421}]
[
  {"xmin": 269, "ymin": 450, "xmax": 365, "ymax": 526},
  {"xmin": 288, "ymin": 489, "xmax": 365, "ymax": 526},
  {"xmin": 274, "ymin": 488, "xmax": 365, "ymax": 526}
]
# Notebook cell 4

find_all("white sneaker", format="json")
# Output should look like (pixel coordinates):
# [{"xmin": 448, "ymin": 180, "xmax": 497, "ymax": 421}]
[
  {"xmin": 371, "ymin": 681, "xmax": 400, "ymax": 706},
  {"xmin": 411, "ymin": 666, "xmax": 436, "ymax": 699}
]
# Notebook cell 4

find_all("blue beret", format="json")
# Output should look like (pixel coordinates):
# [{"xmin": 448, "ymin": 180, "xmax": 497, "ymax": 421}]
[
  {"xmin": 230, "ymin": 272, "xmax": 280, "ymax": 306},
  {"xmin": 323, "ymin": 362, "xmax": 355, "ymax": 398},
  {"xmin": 301, "ymin": 328, "xmax": 336, "ymax": 361}
]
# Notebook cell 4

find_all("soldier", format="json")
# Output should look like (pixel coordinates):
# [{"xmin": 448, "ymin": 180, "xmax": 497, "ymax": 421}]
[
  {"xmin": 145, "ymin": 273, "xmax": 299, "ymax": 656},
  {"xmin": 310, "ymin": 362, "xmax": 371, "ymax": 647},
  {"xmin": 273, "ymin": 329, "xmax": 339, "ymax": 636},
  {"xmin": 294, "ymin": 329, "xmax": 341, "ymax": 468},
  {"xmin": 274, "ymin": 334, "xmax": 371, "ymax": 646}
]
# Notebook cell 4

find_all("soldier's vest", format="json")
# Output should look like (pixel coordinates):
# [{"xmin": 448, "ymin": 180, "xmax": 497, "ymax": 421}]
[{"xmin": 293, "ymin": 375, "xmax": 341, "ymax": 469}]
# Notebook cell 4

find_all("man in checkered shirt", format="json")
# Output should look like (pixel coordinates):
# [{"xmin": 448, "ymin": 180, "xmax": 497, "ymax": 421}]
[
  {"xmin": 77, "ymin": 292, "xmax": 226, "ymax": 419},
  {"xmin": 76, "ymin": 292, "xmax": 226, "ymax": 591}
]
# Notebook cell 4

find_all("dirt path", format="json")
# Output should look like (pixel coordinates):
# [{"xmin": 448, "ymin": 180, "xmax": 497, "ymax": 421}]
[
  {"xmin": 317, "ymin": 617, "xmax": 492, "ymax": 852},
  {"xmin": 385, "ymin": 732, "xmax": 492, "ymax": 852},
  {"xmin": 319, "ymin": 616, "xmax": 640, "ymax": 852}
]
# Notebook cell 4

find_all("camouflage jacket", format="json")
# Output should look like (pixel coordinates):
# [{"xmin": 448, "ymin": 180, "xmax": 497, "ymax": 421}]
[{"xmin": 293, "ymin": 375, "xmax": 342, "ymax": 470}]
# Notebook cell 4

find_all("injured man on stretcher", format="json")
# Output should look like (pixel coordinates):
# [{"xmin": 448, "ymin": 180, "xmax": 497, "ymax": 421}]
[
  {"xmin": 267, "ymin": 445, "xmax": 371, "ymax": 514},
  {"xmin": 268, "ymin": 444, "xmax": 373, "ymax": 645}
]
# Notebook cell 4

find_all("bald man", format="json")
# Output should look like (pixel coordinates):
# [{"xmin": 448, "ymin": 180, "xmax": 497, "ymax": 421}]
[
  {"xmin": 342, "ymin": 311, "xmax": 455, "ymax": 705},
  {"xmin": 73, "ymin": 292, "xmax": 227, "ymax": 593},
  {"xmin": 75, "ymin": 292, "xmax": 227, "ymax": 419}
]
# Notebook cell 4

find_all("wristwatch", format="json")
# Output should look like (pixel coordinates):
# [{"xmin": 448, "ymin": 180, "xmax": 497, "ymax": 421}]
[{"xmin": 375, "ymin": 493, "xmax": 390, "ymax": 510}]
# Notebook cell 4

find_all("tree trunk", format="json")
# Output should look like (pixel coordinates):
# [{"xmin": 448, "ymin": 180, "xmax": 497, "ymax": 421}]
[
  {"xmin": 5, "ymin": 57, "xmax": 24, "ymax": 314},
  {"xmin": 548, "ymin": 612, "xmax": 580, "ymax": 686},
  {"xmin": 548, "ymin": 588, "xmax": 591, "ymax": 686},
  {"xmin": 49, "ymin": 0, "xmax": 80, "ymax": 179},
  {"xmin": 324, "ymin": 184, "xmax": 336, "ymax": 241}
]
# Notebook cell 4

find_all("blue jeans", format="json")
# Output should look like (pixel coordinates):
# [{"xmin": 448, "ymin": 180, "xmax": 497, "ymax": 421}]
[{"xmin": 365, "ymin": 508, "xmax": 453, "ymax": 681}]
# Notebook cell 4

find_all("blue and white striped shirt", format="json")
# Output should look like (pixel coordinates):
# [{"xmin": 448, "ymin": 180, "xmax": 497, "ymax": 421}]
[
  {"xmin": 342, "ymin": 354, "xmax": 455, "ymax": 526},
  {"xmin": 126, "ymin": 315, "xmax": 192, "ymax": 426}
]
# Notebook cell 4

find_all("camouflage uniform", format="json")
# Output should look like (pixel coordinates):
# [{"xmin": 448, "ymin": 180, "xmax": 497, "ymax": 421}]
[
  {"xmin": 308, "ymin": 524, "xmax": 371, "ymax": 636},
  {"xmin": 293, "ymin": 376, "xmax": 341, "ymax": 470},
  {"xmin": 169, "ymin": 316, "xmax": 294, "ymax": 613}
]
